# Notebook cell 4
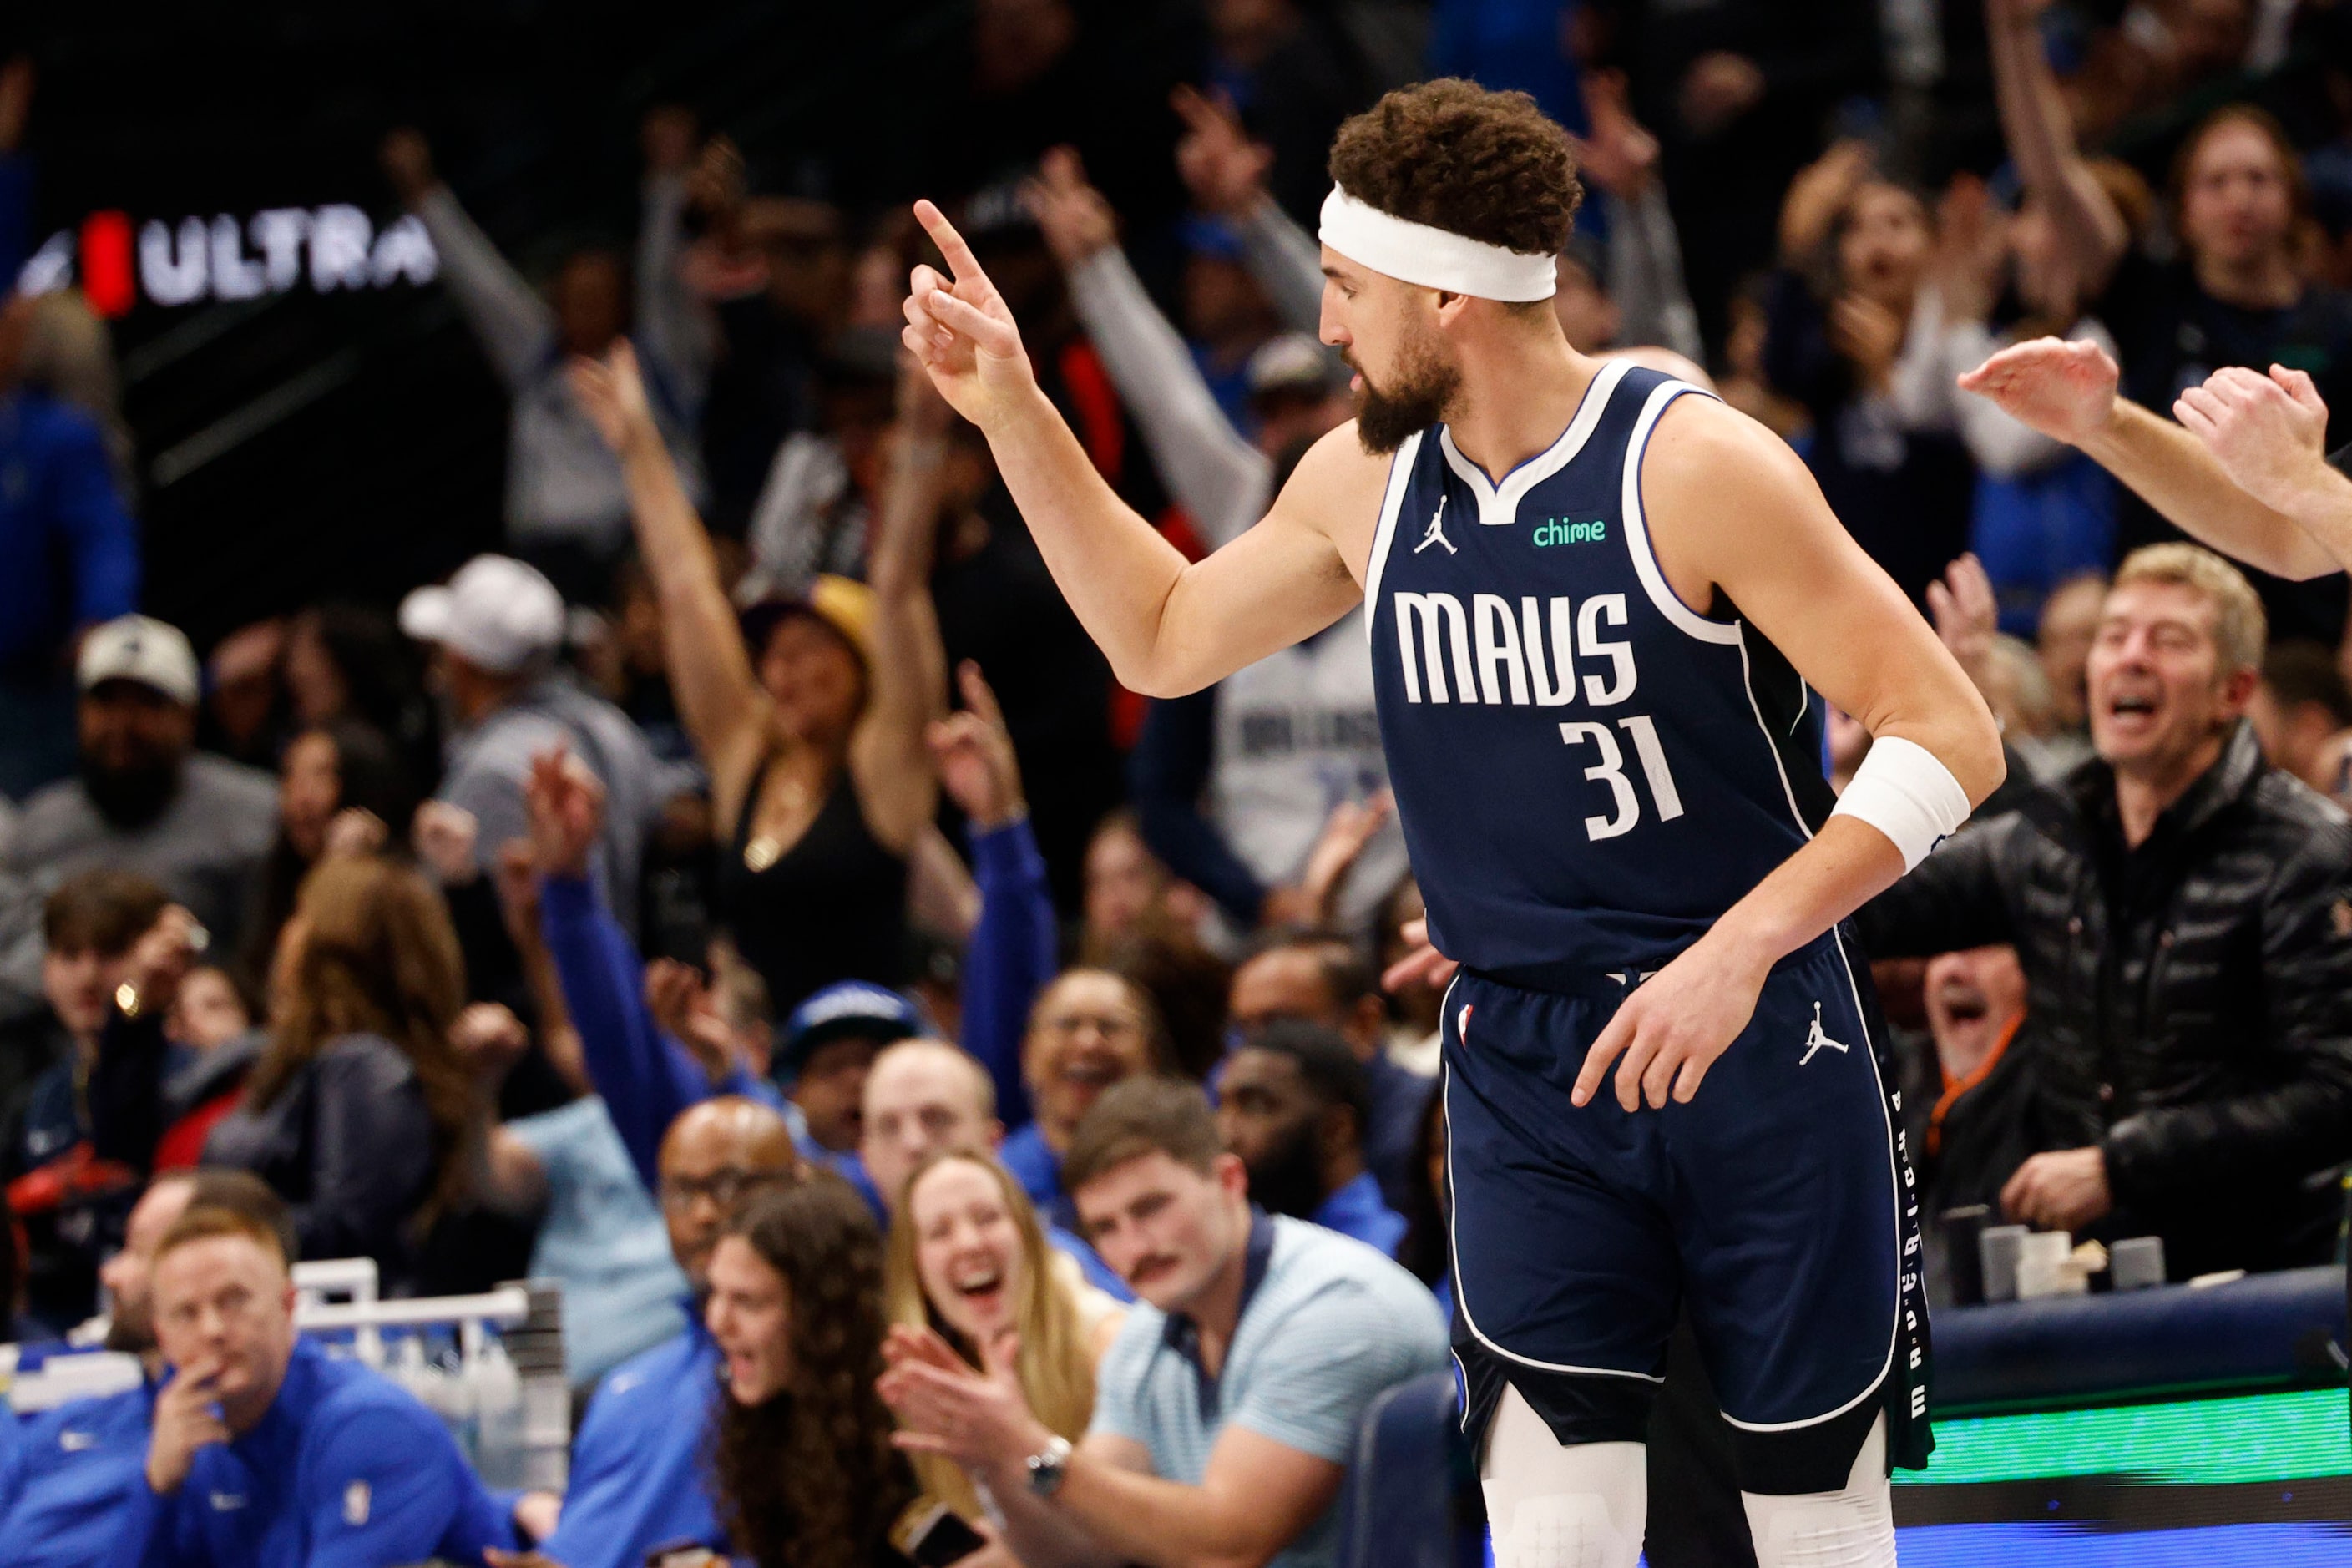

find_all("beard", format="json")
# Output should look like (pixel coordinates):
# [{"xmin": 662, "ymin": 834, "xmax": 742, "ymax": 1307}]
[
  {"xmin": 81, "ymin": 751, "xmax": 181, "ymax": 829},
  {"xmin": 1242, "ymin": 1122, "xmax": 1328, "ymax": 1222},
  {"xmin": 1353, "ymin": 328, "xmax": 1462, "ymax": 455}
]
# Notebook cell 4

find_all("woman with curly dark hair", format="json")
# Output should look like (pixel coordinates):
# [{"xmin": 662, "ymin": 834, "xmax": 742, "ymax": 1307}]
[{"xmin": 706, "ymin": 1176, "xmax": 925, "ymax": 1568}]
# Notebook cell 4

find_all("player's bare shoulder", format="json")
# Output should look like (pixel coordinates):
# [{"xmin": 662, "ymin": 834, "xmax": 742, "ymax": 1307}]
[
  {"xmin": 1638, "ymin": 387, "xmax": 1837, "ymax": 599},
  {"xmin": 1264, "ymin": 420, "xmax": 1400, "ymax": 588}
]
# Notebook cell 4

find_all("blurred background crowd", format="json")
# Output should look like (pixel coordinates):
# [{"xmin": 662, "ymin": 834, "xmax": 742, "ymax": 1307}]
[{"xmin": 4, "ymin": 0, "xmax": 2352, "ymax": 1563}]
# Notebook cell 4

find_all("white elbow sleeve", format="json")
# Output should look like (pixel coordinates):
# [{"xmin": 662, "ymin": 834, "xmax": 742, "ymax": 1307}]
[{"xmin": 1830, "ymin": 736, "xmax": 1973, "ymax": 872}]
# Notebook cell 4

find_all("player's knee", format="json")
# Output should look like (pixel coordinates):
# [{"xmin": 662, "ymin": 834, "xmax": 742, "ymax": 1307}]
[
  {"xmin": 1481, "ymin": 1386, "xmax": 1646, "ymax": 1568},
  {"xmin": 1490, "ymin": 1490, "xmax": 1645, "ymax": 1568},
  {"xmin": 1738, "ymin": 1414, "xmax": 1896, "ymax": 1568}
]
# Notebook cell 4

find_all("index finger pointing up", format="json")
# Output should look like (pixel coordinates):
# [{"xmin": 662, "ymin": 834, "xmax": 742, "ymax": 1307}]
[{"xmin": 913, "ymin": 200, "xmax": 985, "ymax": 284}]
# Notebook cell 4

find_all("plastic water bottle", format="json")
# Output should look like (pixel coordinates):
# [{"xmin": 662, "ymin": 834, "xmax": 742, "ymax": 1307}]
[{"xmin": 473, "ymin": 1338, "xmax": 525, "ymax": 1490}]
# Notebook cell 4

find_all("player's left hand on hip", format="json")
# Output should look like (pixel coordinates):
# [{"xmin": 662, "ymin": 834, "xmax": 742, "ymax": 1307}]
[{"xmin": 1571, "ymin": 942, "xmax": 1769, "ymax": 1111}]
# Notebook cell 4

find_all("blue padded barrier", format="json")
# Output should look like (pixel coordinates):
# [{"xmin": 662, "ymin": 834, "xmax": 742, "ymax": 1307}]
[{"xmin": 1932, "ymin": 1265, "xmax": 2349, "ymax": 1414}]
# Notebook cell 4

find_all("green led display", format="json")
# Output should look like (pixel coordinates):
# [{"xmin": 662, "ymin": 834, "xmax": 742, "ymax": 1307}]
[{"xmin": 1897, "ymin": 1389, "xmax": 2352, "ymax": 1487}]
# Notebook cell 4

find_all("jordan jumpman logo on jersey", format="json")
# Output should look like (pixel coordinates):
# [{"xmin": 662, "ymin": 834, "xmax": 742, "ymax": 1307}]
[
  {"xmin": 1799, "ymin": 1001, "xmax": 1848, "ymax": 1066},
  {"xmin": 1414, "ymin": 494, "xmax": 1455, "ymax": 555}
]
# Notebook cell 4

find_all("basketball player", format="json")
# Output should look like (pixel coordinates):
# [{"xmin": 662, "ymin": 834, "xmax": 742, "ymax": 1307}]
[{"xmin": 901, "ymin": 83, "xmax": 2002, "ymax": 1568}]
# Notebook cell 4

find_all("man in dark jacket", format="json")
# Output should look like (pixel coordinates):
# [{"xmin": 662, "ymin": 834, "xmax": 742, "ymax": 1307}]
[{"xmin": 1858, "ymin": 544, "xmax": 2352, "ymax": 1280}]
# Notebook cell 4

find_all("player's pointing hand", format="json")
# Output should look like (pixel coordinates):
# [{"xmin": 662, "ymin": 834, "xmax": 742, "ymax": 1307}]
[
  {"xmin": 904, "ymin": 200, "xmax": 1032, "ymax": 427},
  {"xmin": 1571, "ymin": 937, "xmax": 1773, "ymax": 1112}
]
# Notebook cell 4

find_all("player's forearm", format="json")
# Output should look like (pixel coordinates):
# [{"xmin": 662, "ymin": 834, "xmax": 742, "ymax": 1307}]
[
  {"xmin": 2081, "ymin": 399, "xmax": 2342, "ymax": 579},
  {"xmin": 977, "ymin": 383, "xmax": 1200, "ymax": 693},
  {"xmin": 1708, "ymin": 817, "xmax": 1910, "ymax": 974}
]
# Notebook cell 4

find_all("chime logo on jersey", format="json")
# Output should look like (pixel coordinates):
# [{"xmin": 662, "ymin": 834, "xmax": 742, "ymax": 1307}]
[{"xmin": 1531, "ymin": 518, "xmax": 1607, "ymax": 547}]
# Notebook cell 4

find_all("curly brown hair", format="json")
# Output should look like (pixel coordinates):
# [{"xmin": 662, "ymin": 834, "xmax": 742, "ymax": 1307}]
[
  {"xmin": 1328, "ymin": 79, "xmax": 1581, "ymax": 258},
  {"xmin": 709, "ymin": 1176, "xmax": 916, "ymax": 1568}
]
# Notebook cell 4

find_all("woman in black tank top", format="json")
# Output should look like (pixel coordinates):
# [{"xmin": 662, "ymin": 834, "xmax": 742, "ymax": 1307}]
[{"xmin": 574, "ymin": 345, "xmax": 949, "ymax": 1015}]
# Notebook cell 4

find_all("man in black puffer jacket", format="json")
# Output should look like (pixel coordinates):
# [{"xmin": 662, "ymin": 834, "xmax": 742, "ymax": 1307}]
[{"xmin": 1858, "ymin": 544, "xmax": 2352, "ymax": 1280}]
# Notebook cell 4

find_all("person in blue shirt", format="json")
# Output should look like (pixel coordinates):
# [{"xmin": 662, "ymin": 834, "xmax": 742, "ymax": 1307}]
[
  {"xmin": 104, "ymin": 1202, "xmax": 513, "ymax": 1568},
  {"xmin": 1213, "ymin": 1019, "xmax": 1406, "ymax": 1257},
  {"xmin": 5, "ymin": 1167, "xmax": 296, "ymax": 1568},
  {"xmin": 0, "ymin": 302, "xmax": 141, "ymax": 802}
]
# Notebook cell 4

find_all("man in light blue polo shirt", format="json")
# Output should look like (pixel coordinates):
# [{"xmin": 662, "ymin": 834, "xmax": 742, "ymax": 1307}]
[{"xmin": 880, "ymin": 1077, "xmax": 1446, "ymax": 1568}]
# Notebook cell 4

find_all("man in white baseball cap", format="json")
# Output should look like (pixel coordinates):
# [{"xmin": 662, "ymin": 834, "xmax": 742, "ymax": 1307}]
[
  {"xmin": 2, "ymin": 615, "xmax": 277, "ymax": 948},
  {"xmin": 400, "ymin": 554, "xmax": 672, "ymax": 929}
]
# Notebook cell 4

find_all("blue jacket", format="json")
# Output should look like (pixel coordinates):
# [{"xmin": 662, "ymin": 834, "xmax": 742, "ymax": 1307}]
[
  {"xmin": 1312, "ymin": 1170, "xmax": 1408, "ymax": 1258},
  {"xmin": 0, "ymin": 392, "xmax": 138, "ymax": 675},
  {"xmin": 103, "ymin": 1338, "xmax": 513, "ymax": 1568},
  {"xmin": 2, "ymin": 1381, "xmax": 156, "ymax": 1568},
  {"xmin": 536, "ymin": 1314, "xmax": 725, "ymax": 1568}
]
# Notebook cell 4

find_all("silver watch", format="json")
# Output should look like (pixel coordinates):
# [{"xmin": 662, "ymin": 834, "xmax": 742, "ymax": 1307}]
[{"xmin": 1024, "ymin": 1434, "xmax": 1073, "ymax": 1497}]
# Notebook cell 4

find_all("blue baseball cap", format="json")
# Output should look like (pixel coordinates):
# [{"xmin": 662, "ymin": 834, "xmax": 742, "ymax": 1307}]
[{"xmin": 779, "ymin": 980, "xmax": 922, "ymax": 1079}]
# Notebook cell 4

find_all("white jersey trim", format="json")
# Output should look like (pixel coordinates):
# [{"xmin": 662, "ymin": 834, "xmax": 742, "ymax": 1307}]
[
  {"xmin": 1618, "ymin": 380, "xmax": 1743, "ymax": 647},
  {"xmin": 1435, "ymin": 357, "xmax": 1633, "ymax": 529},
  {"xmin": 1361, "ymin": 429, "xmax": 1424, "ymax": 642},
  {"xmin": 1439, "ymin": 996, "xmax": 1667, "ymax": 1387},
  {"xmin": 1722, "ymin": 928, "xmax": 1904, "ymax": 1434}
]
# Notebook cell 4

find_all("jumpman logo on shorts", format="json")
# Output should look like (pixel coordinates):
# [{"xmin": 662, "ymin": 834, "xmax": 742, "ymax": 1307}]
[
  {"xmin": 1799, "ymin": 1001, "xmax": 1848, "ymax": 1066},
  {"xmin": 1414, "ymin": 495, "xmax": 1456, "ymax": 555}
]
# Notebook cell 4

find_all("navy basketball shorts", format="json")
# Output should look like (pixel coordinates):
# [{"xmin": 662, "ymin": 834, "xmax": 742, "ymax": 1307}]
[{"xmin": 1442, "ymin": 929, "xmax": 1930, "ymax": 1495}]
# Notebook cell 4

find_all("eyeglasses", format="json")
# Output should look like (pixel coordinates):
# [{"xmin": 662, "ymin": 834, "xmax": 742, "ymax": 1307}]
[{"xmin": 659, "ymin": 1167, "xmax": 789, "ymax": 1213}]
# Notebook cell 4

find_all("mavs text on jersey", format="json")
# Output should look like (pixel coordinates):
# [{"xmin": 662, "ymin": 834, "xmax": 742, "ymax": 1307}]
[{"xmin": 1364, "ymin": 360, "xmax": 1931, "ymax": 1490}]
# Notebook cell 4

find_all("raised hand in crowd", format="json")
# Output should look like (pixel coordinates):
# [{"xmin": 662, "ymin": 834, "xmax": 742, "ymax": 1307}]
[
  {"xmin": 1930, "ymin": 174, "xmax": 2008, "ymax": 328},
  {"xmin": 645, "ymin": 957, "xmax": 742, "ymax": 1085},
  {"xmin": 1024, "ymin": 145, "xmax": 1118, "ymax": 270},
  {"xmin": 121, "ymin": 904, "xmax": 207, "ymax": 1020},
  {"xmin": 450, "ymin": 999, "xmax": 532, "ymax": 1085},
  {"xmin": 1381, "ymin": 917, "xmax": 1459, "ymax": 999},
  {"xmin": 321, "ymin": 807, "xmax": 389, "ymax": 862},
  {"xmin": 1778, "ymin": 139, "xmax": 1874, "ymax": 260},
  {"xmin": 1565, "ymin": 70, "xmax": 1660, "ymax": 200},
  {"xmin": 524, "ymin": 745, "xmax": 607, "ymax": 883},
  {"xmin": 1263, "ymin": 791, "xmax": 1393, "ymax": 928},
  {"xmin": 928, "ymin": 660, "xmax": 1027, "ymax": 832},
  {"xmin": 1172, "ymin": 83, "xmax": 1274, "ymax": 218},
  {"xmin": 379, "ymin": 126, "xmax": 438, "ymax": 209},
  {"xmin": 412, "ymin": 799, "xmax": 481, "ymax": 885},
  {"xmin": 1829, "ymin": 294, "xmax": 1906, "ymax": 392},
  {"xmin": 1925, "ymin": 554, "xmax": 2000, "ymax": 696},
  {"xmin": 569, "ymin": 337, "xmax": 661, "ymax": 458},
  {"xmin": 2175, "ymin": 365, "xmax": 2335, "ymax": 516},
  {"xmin": 1961, "ymin": 337, "xmax": 2352, "ymax": 579},
  {"xmin": 1956, "ymin": 335, "xmax": 2120, "ymax": 446},
  {"xmin": 1679, "ymin": 49, "xmax": 1765, "ymax": 139}
]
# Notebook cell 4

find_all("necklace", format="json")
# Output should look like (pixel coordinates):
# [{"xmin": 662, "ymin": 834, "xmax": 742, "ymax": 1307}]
[{"xmin": 743, "ymin": 773, "xmax": 813, "ymax": 872}]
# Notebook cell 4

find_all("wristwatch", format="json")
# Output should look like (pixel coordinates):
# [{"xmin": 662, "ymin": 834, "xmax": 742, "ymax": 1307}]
[{"xmin": 1024, "ymin": 1434, "xmax": 1073, "ymax": 1498}]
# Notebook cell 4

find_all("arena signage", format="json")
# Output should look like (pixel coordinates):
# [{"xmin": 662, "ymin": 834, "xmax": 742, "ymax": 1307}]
[{"xmin": 14, "ymin": 205, "xmax": 439, "ymax": 316}]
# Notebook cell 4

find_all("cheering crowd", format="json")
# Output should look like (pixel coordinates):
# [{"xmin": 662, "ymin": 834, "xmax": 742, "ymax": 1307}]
[{"xmin": 6, "ymin": 0, "xmax": 2352, "ymax": 1563}]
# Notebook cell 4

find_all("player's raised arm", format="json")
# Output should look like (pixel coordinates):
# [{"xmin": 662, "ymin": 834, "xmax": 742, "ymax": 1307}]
[
  {"xmin": 1572, "ymin": 395, "xmax": 2006, "ymax": 1112},
  {"xmin": 902, "ymin": 200, "xmax": 1369, "ymax": 696}
]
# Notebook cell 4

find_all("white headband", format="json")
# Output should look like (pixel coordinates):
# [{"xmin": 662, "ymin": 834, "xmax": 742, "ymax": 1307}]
[{"xmin": 1318, "ymin": 186, "xmax": 1558, "ymax": 303}]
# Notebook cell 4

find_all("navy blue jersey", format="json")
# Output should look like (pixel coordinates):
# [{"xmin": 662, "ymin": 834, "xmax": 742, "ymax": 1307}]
[{"xmin": 1366, "ymin": 361, "xmax": 1832, "ymax": 979}]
